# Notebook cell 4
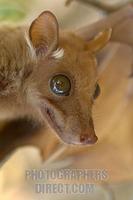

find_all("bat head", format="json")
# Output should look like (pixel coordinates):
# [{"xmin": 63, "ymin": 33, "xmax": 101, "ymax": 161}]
[
  {"xmin": 27, "ymin": 11, "xmax": 111, "ymax": 145},
  {"xmin": 0, "ymin": 11, "xmax": 111, "ymax": 146}
]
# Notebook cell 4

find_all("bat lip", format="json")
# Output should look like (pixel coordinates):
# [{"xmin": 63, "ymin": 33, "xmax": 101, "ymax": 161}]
[{"xmin": 44, "ymin": 106, "xmax": 63, "ymax": 136}]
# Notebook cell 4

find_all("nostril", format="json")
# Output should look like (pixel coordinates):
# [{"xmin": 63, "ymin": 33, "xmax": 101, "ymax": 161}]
[
  {"xmin": 80, "ymin": 134, "xmax": 98, "ymax": 144},
  {"xmin": 80, "ymin": 134, "xmax": 89, "ymax": 142}
]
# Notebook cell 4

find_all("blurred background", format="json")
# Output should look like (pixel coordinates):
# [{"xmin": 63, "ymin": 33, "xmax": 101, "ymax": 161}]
[{"xmin": 0, "ymin": 0, "xmax": 133, "ymax": 199}]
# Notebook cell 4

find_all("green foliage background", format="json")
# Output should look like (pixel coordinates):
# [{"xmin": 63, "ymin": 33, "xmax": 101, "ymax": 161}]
[{"xmin": 0, "ymin": 0, "xmax": 35, "ymax": 22}]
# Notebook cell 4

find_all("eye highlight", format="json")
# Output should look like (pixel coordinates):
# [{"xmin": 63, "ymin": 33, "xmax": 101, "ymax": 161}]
[
  {"xmin": 93, "ymin": 84, "xmax": 100, "ymax": 99},
  {"xmin": 50, "ymin": 74, "xmax": 71, "ymax": 96}
]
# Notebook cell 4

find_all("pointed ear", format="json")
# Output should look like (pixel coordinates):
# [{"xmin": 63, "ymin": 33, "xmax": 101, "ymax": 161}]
[
  {"xmin": 87, "ymin": 29, "xmax": 112, "ymax": 53},
  {"xmin": 29, "ymin": 11, "xmax": 59, "ymax": 56}
]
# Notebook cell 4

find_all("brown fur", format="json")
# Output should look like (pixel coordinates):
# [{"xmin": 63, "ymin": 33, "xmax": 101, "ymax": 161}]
[
  {"xmin": 0, "ymin": 26, "xmax": 39, "ymax": 120},
  {"xmin": 0, "ymin": 11, "xmax": 111, "ymax": 160}
]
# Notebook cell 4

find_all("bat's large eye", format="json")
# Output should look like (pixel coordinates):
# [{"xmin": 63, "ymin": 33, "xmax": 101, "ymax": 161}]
[
  {"xmin": 50, "ymin": 74, "xmax": 71, "ymax": 96},
  {"xmin": 93, "ymin": 84, "xmax": 100, "ymax": 99}
]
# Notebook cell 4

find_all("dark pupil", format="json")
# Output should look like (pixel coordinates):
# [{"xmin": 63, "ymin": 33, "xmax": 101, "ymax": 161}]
[
  {"xmin": 94, "ymin": 84, "xmax": 100, "ymax": 99},
  {"xmin": 50, "ymin": 74, "xmax": 71, "ymax": 96}
]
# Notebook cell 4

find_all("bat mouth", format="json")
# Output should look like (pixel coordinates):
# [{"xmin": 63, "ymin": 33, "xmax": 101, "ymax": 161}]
[{"xmin": 44, "ymin": 107, "xmax": 98, "ymax": 146}]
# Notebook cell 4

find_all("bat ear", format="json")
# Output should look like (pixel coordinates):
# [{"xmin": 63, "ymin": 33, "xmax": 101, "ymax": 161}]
[
  {"xmin": 87, "ymin": 29, "xmax": 112, "ymax": 53},
  {"xmin": 29, "ymin": 11, "xmax": 59, "ymax": 56}
]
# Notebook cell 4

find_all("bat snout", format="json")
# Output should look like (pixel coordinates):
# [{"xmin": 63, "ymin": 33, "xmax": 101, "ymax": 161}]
[
  {"xmin": 66, "ymin": 128, "xmax": 98, "ymax": 146},
  {"xmin": 80, "ymin": 132, "xmax": 98, "ymax": 145},
  {"xmin": 79, "ymin": 118, "xmax": 98, "ymax": 145},
  {"xmin": 62, "ymin": 118, "xmax": 98, "ymax": 145}
]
